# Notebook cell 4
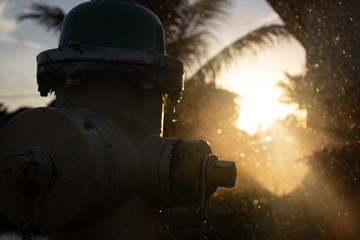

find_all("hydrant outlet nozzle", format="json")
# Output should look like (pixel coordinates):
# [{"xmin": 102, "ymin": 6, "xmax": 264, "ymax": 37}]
[{"xmin": 161, "ymin": 139, "xmax": 237, "ymax": 206}]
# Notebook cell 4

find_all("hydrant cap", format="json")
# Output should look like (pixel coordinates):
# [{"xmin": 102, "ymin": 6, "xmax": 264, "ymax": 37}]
[{"xmin": 59, "ymin": 0, "xmax": 165, "ymax": 54}]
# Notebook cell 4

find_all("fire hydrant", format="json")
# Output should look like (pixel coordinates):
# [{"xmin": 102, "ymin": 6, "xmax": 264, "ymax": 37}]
[{"xmin": 0, "ymin": 1, "xmax": 236, "ymax": 239}]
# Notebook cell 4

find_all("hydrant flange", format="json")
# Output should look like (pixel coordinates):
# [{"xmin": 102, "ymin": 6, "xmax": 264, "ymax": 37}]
[{"xmin": 37, "ymin": 46, "xmax": 184, "ymax": 100}]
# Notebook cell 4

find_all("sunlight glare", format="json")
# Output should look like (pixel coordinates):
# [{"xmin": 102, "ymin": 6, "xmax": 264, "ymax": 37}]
[
  {"xmin": 221, "ymin": 64, "xmax": 300, "ymax": 135},
  {"xmin": 218, "ymin": 44, "xmax": 308, "ymax": 196}
]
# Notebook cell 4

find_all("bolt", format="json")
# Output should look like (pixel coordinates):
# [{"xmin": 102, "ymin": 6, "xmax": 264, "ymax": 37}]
[
  {"xmin": 66, "ymin": 77, "xmax": 80, "ymax": 86},
  {"xmin": 38, "ymin": 86, "xmax": 50, "ymax": 97},
  {"xmin": 40, "ymin": 91, "xmax": 48, "ymax": 97},
  {"xmin": 68, "ymin": 40, "xmax": 81, "ymax": 47},
  {"xmin": 3, "ymin": 148, "xmax": 53, "ymax": 191}
]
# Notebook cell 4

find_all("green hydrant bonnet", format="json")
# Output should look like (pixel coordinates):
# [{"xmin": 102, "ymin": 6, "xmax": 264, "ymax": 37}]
[{"xmin": 59, "ymin": 0, "xmax": 165, "ymax": 54}]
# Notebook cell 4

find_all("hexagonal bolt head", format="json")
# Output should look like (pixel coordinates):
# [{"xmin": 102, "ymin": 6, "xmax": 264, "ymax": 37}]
[
  {"xmin": 3, "ymin": 147, "xmax": 53, "ymax": 191},
  {"xmin": 206, "ymin": 155, "xmax": 237, "ymax": 194}
]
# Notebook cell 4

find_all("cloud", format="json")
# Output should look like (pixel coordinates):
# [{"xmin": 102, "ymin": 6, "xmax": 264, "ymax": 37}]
[
  {"xmin": 0, "ymin": 0, "xmax": 18, "ymax": 43},
  {"xmin": 0, "ymin": 33, "xmax": 17, "ymax": 43},
  {"xmin": 24, "ymin": 40, "xmax": 48, "ymax": 50}
]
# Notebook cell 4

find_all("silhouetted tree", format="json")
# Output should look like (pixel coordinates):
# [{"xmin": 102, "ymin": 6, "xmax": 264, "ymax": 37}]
[
  {"xmin": 273, "ymin": 2, "xmax": 360, "ymax": 239},
  {"xmin": 268, "ymin": 0, "xmax": 360, "ymax": 144}
]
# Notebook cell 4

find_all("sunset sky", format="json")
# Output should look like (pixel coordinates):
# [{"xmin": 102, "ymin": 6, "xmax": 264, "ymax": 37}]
[{"xmin": 0, "ymin": 0, "xmax": 305, "ymax": 134}]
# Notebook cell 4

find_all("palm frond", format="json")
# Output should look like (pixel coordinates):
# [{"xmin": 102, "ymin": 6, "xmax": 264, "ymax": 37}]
[
  {"xmin": 17, "ymin": 2, "xmax": 65, "ymax": 33},
  {"xmin": 277, "ymin": 72, "xmax": 309, "ymax": 109},
  {"xmin": 165, "ymin": 0, "xmax": 231, "ymax": 66},
  {"xmin": 190, "ymin": 24, "xmax": 290, "ymax": 83}
]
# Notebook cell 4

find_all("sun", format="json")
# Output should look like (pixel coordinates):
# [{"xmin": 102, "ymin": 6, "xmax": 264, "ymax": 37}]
[
  {"xmin": 236, "ymin": 82, "xmax": 298, "ymax": 134},
  {"xmin": 220, "ymin": 63, "xmax": 300, "ymax": 135}
]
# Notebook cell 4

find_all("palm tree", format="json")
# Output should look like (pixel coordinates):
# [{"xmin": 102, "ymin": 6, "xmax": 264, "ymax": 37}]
[
  {"xmin": 18, "ymin": 0, "xmax": 290, "ymax": 83},
  {"xmin": 267, "ymin": 0, "xmax": 360, "ymax": 144},
  {"xmin": 17, "ymin": 2, "xmax": 65, "ymax": 32}
]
